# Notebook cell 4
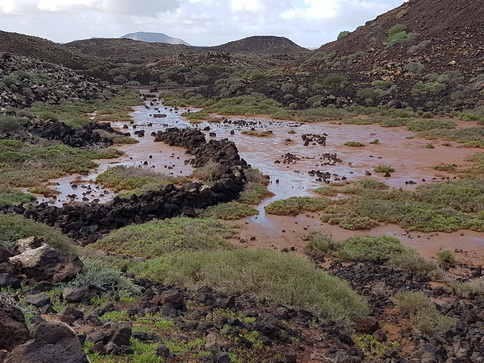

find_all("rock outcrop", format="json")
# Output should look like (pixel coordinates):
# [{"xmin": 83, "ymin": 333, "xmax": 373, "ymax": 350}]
[{"xmin": 4, "ymin": 322, "xmax": 89, "ymax": 363}]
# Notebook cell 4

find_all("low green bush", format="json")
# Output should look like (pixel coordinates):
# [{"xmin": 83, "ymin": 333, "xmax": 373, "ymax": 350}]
[
  {"xmin": 387, "ymin": 249, "xmax": 438, "ymax": 273},
  {"xmin": 344, "ymin": 141, "xmax": 365, "ymax": 147},
  {"xmin": 339, "ymin": 235, "xmax": 406, "ymax": 262},
  {"xmin": 436, "ymin": 250, "xmax": 456, "ymax": 265},
  {"xmin": 199, "ymin": 202, "xmax": 258, "ymax": 220},
  {"xmin": 265, "ymin": 197, "xmax": 329, "ymax": 216},
  {"xmin": 356, "ymin": 179, "xmax": 389, "ymax": 190},
  {"xmin": 93, "ymin": 217, "xmax": 236, "ymax": 257},
  {"xmin": 0, "ymin": 214, "xmax": 75, "ymax": 253},
  {"xmin": 374, "ymin": 165, "xmax": 395, "ymax": 173},
  {"xmin": 0, "ymin": 187, "xmax": 36, "ymax": 205},
  {"xmin": 406, "ymin": 119, "xmax": 455, "ymax": 132},
  {"xmin": 303, "ymin": 231, "xmax": 339, "ymax": 258},
  {"xmin": 96, "ymin": 165, "xmax": 190, "ymax": 191},
  {"xmin": 65, "ymin": 259, "xmax": 139, "ymax": 294},
  {"xmin": 131, "ymin": 249, "xmax": 369, "ymax": 324}
]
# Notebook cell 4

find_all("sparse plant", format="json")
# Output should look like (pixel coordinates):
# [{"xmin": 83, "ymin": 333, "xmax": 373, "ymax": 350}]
[
  {"xmin": 303, "ymin": 231, "xmax": 338, "ymax": 259},
  {"xmin": 436, "ymin": 250, "xmax": 456, "ymax": 265},
  {"xmin": 374, "ymin": 165, "xmax": 395, "ymax": 173},
  {"xmin": 344, "ymin": 141, "xmax": 365, "ymax": 147}
]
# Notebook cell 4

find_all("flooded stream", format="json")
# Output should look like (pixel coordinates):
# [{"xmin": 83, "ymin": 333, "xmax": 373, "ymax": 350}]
[{"xmin": 37, "ymin": 94, "xmax": 484, "ymax": 265}]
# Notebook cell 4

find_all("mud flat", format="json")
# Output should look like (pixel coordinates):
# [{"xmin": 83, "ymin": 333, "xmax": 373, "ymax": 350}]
[{"xmin": 39, "ymin": 96, "xmax": 483, "ymax": 265}]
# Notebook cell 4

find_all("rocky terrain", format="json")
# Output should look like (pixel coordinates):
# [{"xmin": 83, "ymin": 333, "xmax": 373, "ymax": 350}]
[
  {"xmin": 0, "ymin": 30, "xmax": 94, "ymax": 70},
  {"xmin": 0, "ymin": 0, "xmax": 483, "ymax": 361},
  {"xmin": 0, "ymin": 52, "xmax": 112, "ymax": 109}
]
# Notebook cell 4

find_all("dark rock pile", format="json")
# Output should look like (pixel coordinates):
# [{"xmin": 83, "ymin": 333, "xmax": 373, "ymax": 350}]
[
  {"xmin": 1, "ymin": 128, "xmax": 248, "ymax": 243},
  {"xmin": 0, "ymin": 118, "xmax": 124, "ymax": 148},
  {"xmin": 0, "ymin": 52, "xmax": 111, "ymax": 109}
]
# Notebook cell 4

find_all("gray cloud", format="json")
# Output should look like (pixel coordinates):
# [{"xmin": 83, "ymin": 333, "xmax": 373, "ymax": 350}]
[{"xmin": 0, "ymin": 0, "xmax": 407, "ymax": 47}]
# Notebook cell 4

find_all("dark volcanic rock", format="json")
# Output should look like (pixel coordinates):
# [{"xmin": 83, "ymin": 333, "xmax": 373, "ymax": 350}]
[
  {"xmin": 5, "ymin": 321, "xmax": 89, "ymax": 363},
  {"xmin": 0, "ymin": 302, "xmax": 30, "ymax": 351},
  {"xmin": 8, "ymin": 243, "xmax": 83, "ymax": 283},
  {"xmin": 2, "ymin": 127, "xmax": 249, "ymax": 244}
]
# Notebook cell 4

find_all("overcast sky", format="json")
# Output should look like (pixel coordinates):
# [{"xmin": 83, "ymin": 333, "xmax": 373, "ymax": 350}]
[{"xmin": 0, "ymin": 0, "xmax": 405, "ymax": 48}]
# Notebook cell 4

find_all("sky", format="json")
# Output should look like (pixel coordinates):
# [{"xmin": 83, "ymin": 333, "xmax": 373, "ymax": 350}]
[{"xmin": 0, "ymin": 0, "xmax": 406, "ymax": 48}]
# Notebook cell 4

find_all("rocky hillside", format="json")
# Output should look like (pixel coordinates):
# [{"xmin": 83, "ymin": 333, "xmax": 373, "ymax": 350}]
[
  {"xmin": 64, "ymin": 38, "xmax": 194, "ymax": 63},
  {"xmin": 208, "ymin": 36, "xmax": 310, "ymax": 55},
  {"xmin": 120, "ymin": 31, "xmax": 190, "ymax": 46},
  {"xmin": 0, "ymin": 52, "xmax": 110, "ymax": 109},
  {"xmin": 0, "ymin": 30, "xmax": 94, "ymax": 70},
  {"xmin": 293, "ymin": 0, "xmax": 484, "ymax": 110}
]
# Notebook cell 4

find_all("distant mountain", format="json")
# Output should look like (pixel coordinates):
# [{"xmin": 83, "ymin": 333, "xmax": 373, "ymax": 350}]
[
  {"xmin": 209, "ymin": 36, "xmax": 308, "ymax": 54},
  {"xmin": 120, "ymin": 32, "xmax": 190, "ymax": 46}
]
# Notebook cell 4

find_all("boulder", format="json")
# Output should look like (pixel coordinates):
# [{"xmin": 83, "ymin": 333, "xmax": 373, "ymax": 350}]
[
  {"xmin": 63, "ymin": 285, "xmax": 99, "ymax": 303},
  {"xmin": 0, "ymin": 301, "xmax": 30, "ymax": 351},
  {"xmin": 24, "ymin": 292, "xmax": 51, "ymax": 308},
  {"xmin": 9, "ymin": 243, "xmax": 83, "ymax": 283},
  {"xmin": 0, "ymin": 273, "xmax": 21, "ymax": 289},
  {"xmin": 5, "ymin": 321, "xmax": 89, "ymax": 363},
  {"xmin": 0, "ymin": 246, "xmax": 12, "ymax": 263}
]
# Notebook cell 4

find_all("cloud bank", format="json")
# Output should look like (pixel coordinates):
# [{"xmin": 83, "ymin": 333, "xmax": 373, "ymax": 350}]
[{"xmin": 0, "ymin": 0, "xmax": 405, "ymax": 47}]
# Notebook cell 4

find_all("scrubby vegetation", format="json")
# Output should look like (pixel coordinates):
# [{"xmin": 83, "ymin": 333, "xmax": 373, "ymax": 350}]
[
  {"xmin": 264, "ymin": 196, "xmax": 329, "ymax": 216},
  {"xmin": 131, "ymin": 249, "xmax": 370, "ymax": 323},
  {"xmin": 0, "ymin": 214, "xmax": 76, "ymax": 253},
  {"xmin": 0, "ymin": 140, "xmax": 121, "ymax": 188},
  {"xmin": 93, "ymin": 218, "xmax": 237, "ymax": 257},
  {"xmin": 96, "ymin": 165, "xmax": 191, "ymax": 194}
]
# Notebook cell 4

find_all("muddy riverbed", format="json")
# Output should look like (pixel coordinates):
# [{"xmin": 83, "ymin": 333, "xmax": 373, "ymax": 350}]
[{"xmin": 37, "ymin": 96, "xmax": 484, "ymax": 266}]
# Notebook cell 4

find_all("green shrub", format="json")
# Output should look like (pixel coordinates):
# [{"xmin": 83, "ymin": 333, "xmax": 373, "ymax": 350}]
[
  {"xmin": 65, "ymin": 259, "xmax": 139, "ymax": 294},
  {"xmin": 386, "ymin": 25, "xmax": 419, "ymax": 46},
  {"xmin": 238, "ymin": 182, "xmax": 274, "ymax": 205},
  {"xmin": 395, "ymin": 9, "xmax": 408, "ymax": 19},
  {"xmin": 0, "ymin": 214, "xmax": 75, "ymax": 253},
  {"xmin": 356, "ymin": 179, "xmax": 389, "ymax": 190},
  {"xmin": 96, "ymin": 165, "xmax": 189, "ymax": 191},
  {"xmin": 131, "ymin": 249, "xmax": 369, "ymax": 323},
  {"xmin": 407, "ymin": 40, "xmax": 431, "ymax": 54},
  {"xmin": 387, "ymin": 249, "xmax": 438, "ymax": 273},
  {"xmin": 199, "ymin": 202, "xmax": 258, "ymax": 220},
  {"xmin": 393, "ymin": 291, "xmax": 434, "ymax": 314},
  {"xmin": 436, "ymin": 250, "xmax": 456, "ymax": 265},
  {"xmin": 339, "ymin": 235, "xmax": 406, "ymax": 262},
  {"xmin": 93, "ymin": 217, "xmax": 236, "ymax": 257},
  {"xmin": 265, "ymin": 197, "xmax": 329, "ymax": 216},
  {"xmin": 403, "ymin": 62, "xmax": 426, "ymax": 73},
  {"xmin": 411, "ymin": 307, "xmax": 456, "ymax": 336},
  {"xmin": 411, "ymin": 82, "xmax": 447, "ymax": 96},
  {"xmin": 374, "ymin": 165, "xmax": 395, "ymax": 173},
  {"xmin": 387, "ymin": 24, "xmax": 407, "ymax": 38},
  {"xmin": 450, "ymin": 279, "xmax": 484, "ymax": 296},
  {"xmin": 303, "ymin": 231, "xmax": 338, "ymax": 258},
  {"xmin": 0, "ymin": 187, "xmax": 36, "ymax": 205},
  {"xmin": 314, "ymin": 187, "xmax": 339, "ymax": 196},
  {"xmin": 241, "ymin": 130, "xmax": 273, "ymax": 137},
  {"xmin": 394, "ymin": 291, "xmax": 455, "ymax": 336},
  {"xmin": 379, "ymin": 118, "xmax": 409, "ymax": 127},
  {"xmin": 344, "ymin": 141, "xmax": 365, "ymax": 147},
  {"xmin": 0, "ymin": 116, "xmax": 28, "ymax": 132},
  {"xmin": 406, "ymin": 119, "xmax": 455, "ymax": 131},
  {"xmin": 337, "ymin": 31, "xmax": 350, "ymax": 40},
  {"xmin": 434, "ymin": 164, "xmax": 456, "ymax": 172}
]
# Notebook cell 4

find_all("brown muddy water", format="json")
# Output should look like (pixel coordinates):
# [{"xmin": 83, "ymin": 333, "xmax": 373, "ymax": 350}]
[{"xmin": 36, "ymin": 96, "xmax": 484, "ymax": 266}]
